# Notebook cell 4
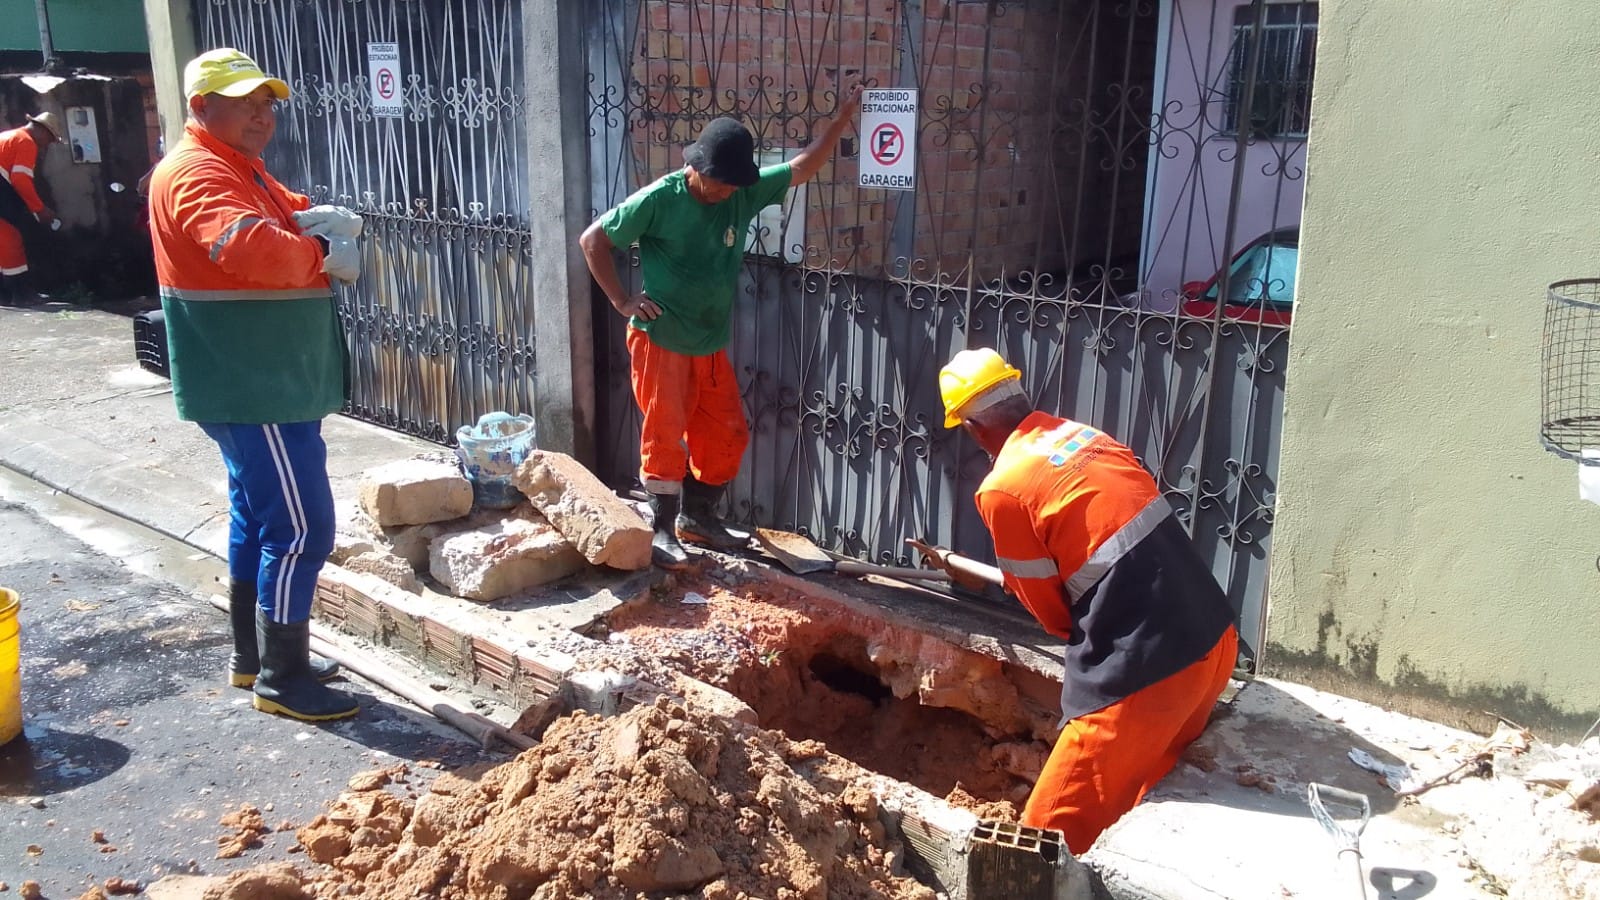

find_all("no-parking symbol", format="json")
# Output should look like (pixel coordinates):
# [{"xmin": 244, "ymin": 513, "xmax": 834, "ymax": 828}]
[
  {"xmin": 859, "ymin": 89, "xmax": 917, "ymax": 191},
  {"xmin": 367, "ymin": 42, "xmax": 404, "ymax": 118}
]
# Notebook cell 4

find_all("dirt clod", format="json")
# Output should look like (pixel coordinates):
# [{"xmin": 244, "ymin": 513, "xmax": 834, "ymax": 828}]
[
  {"xmin": 217, "ymin": 803, "xmax": 269, "ymax": 859},
  {"xmin": 201, "ymin": 863, "xmax": 308, "ymax": 900},
  {"xmin": 1183, "ymin": 741, "xmax": 1220, "ymax": 772},
  {"xmin": 73, "ymin": 887, "xmax": 107, "ymax": 900},
  {"xmin": 102, "ymin": 878, "xmax": 142, "ymax": 896},
  {"xmin": 18, "ymin": 884, "xmax": 40, "ymax": 900}
]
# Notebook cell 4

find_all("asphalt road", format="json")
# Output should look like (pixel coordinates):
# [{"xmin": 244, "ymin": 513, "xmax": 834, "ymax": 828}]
[{"xmin": 0, "ymin": 494, "xmax": 502, "ymax": 896}]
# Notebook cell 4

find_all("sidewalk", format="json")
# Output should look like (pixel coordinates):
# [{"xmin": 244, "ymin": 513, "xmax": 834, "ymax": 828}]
[
  {"xmin": 2, "ymin": 305, "xmax": 1590, "ymax": 900},
  {"xmin": 0, "ymin": 303, "xmax": 434, "ymax": 558}
]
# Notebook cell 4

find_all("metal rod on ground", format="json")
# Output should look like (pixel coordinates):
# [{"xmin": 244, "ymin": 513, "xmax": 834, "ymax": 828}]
[{"xmin": 205, "ymin": 595, "xmax": 537, "ymax": 752}]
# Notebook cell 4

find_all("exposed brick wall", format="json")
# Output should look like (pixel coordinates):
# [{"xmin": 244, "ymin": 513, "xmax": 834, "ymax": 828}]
[{"xmin": 622, "ymin": 0, "xmax": 1155, "ymax": 287}]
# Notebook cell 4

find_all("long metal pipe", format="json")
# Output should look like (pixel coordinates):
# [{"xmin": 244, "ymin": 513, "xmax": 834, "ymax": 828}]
[{"xmin": 34, "ymin": 0, "xmax": 56, "ymax": 72}]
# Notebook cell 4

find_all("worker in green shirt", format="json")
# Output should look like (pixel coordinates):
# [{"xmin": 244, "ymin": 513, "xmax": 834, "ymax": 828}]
[{"xmin": 580, "ymin": 84, "xmax": 864, "ymax": 569}]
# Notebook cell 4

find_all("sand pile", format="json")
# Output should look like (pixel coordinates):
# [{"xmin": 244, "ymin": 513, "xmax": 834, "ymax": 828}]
[{"xmin": 219, "ymin": 696, "xmax": 936, "ymax": 900}]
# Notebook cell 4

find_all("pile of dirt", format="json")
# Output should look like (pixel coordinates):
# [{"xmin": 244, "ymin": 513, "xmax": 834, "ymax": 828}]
[{"xmin": 218, "ymin": 697, "xmax": 937, "ymax": 899}]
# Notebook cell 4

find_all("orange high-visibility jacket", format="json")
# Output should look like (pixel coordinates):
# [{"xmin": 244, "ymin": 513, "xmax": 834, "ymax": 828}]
[
  {"xmin": 0, "ymin": 126, "xmax": 45, "ymax": 214},
  {"xmin": 976, "ymin": 411, "xmax": 1235, "ymax": 720},
  {"xmin": 148, "ymin": 122, "xmax": 344, "ymax": 424},
  {"xmin": 150, "ymin": 122, "xmax": 327, "ymax": 295}
]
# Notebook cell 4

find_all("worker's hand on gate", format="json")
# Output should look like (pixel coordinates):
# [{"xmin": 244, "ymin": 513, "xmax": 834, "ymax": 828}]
[
  {"xmin": 840, "ymin": 81, "xmax": 866, "ymax": 114},
  {"xmin": 617, "ymin": 292, "xmax": 661, "ymax": 321},
  {"xmin": 294, "ymin": 205, "xmax": 364, "ymax": 240},
  {"xmin": 322, "ymin": 236, "xmax": 361, "ymax": 283}
]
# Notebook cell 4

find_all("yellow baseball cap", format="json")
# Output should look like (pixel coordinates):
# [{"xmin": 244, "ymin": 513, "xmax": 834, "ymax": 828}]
[{"xmin": 184, "ymin": 48, "xmax": 290, "ymax": 100}]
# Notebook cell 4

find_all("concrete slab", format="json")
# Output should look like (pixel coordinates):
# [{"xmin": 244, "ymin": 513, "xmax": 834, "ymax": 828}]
[{"xmin": 1085, "ymin": 678, "xmax": 1589, "ymax": 899}]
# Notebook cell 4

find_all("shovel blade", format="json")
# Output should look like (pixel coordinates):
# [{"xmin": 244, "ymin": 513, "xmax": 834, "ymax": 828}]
[{"xmin": 753, "ymin": 528, "xmax": 836, "ymax": 575}]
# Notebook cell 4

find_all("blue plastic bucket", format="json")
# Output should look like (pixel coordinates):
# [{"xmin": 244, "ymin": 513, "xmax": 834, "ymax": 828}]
[{"xmin": 454, "ymin": 412, "xmax": 537, "ymax": 509}]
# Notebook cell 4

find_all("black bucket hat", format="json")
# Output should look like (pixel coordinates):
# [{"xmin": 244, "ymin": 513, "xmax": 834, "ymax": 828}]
[{"xmin": 683, "ymin": 117, "xmax": 760, "ymax": 187}]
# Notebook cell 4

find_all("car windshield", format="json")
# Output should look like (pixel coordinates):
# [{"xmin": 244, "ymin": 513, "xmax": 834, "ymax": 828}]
[{"xmin": 1206, "ymin": 244, "xmax": 1298, "ymax": 305}]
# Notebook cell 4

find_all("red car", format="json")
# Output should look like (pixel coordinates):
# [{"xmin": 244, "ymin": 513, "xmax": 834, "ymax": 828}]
[{"xmin": 1179, "ymin": 227, "xmax": 1299, "ymax": 326}]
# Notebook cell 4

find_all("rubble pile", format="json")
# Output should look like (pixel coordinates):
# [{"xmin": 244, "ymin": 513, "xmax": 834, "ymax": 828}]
[
  {"xmin": 223, "ymin": 698, "xmax": 937, "ymax": 900},
  {"xmin": 334, "ymin": 450, "xmax": 651, "ymax": 602}
]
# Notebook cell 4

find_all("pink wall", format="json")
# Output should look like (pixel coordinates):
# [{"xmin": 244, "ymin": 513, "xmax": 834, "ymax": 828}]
[{"xmin": 1140, "ymin": 0, "xmax": 1308, "ymax": 308}]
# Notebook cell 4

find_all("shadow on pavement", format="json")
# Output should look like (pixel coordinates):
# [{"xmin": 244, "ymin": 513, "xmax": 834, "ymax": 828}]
[{"xmin": 0, "ymin": 727, "xmax": 131, "ymax": 797}]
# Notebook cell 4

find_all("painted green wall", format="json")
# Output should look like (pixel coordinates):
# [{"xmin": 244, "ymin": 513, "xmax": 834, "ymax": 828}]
[
  {"xmin": 1269, "ymin": 0, "xmax": 1600, "ymax": 738},
  {"xmin": 0, "ymin": 0, "xmax": 149, "ymax": 54}
]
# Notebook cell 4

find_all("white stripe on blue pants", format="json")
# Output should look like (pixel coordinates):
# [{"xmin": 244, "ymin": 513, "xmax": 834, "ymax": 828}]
[{"xmin": 198, "ymin": 421, "xmax": 335, "ymax": 625}]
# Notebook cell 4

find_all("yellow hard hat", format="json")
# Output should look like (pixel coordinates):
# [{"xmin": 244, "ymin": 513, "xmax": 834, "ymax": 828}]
[
  {"xmin": 184, "ymin": 48, "xmax": 290, "ymax": 101},
  {"xmin": 939, "ymin": 348, "xmax": 1023, "ymax": 428}
]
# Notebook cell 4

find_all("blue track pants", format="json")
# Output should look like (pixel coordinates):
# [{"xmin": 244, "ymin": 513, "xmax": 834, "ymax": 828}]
[{"xmin": 198, "ymin": 421, "xmax": 335, "ymax": 625}]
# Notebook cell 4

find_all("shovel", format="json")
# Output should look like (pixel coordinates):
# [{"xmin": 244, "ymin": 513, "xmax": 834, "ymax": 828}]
[
  {"xmin": 1307, "ymin": 783, "xmax": 1371, "ymax": 900},
  {"xmin": 753, "ymin": 528, "xmax": 956, "ymax": 582}
]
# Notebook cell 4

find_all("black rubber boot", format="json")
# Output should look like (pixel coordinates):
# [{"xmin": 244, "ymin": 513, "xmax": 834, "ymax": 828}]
[
  {"xmin": 647, "ymin": 492, "xmax": 693, "ymax": 570},
  {"xmin": 676, "ymin": 475, "xmax": 750, "ymax": 551},
  {"xmin": 1, "ymin": 275, "xmax": 40, "ymax": 308},
  {"xmin": 252, "ymin": 611, "xmax": 359, "ymax": 722},
  {"xmin": 228, "ymin": 580, "xmax": 340, "ymax": 688}
]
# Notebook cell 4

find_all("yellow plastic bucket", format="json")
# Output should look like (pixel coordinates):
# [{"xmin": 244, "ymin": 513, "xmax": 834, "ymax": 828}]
[{"xmin": 0, "ymin": 587, "xmax": 20, "ymax": 746}]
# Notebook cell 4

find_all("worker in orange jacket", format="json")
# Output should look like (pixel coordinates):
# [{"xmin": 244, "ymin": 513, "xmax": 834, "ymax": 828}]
[
  {"xmin": 0, "ymin": 111, "xmax": 62, "ymax": 306},
  {"xmin": 918, "ymin": 348, "xmax": 1239, "ymax": 854},
  {"xmin": 149, "ymin": 48, "xmax": 364, "ymax": 722}
]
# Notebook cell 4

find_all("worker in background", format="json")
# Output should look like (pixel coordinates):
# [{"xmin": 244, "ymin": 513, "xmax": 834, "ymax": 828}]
[
  {"xmin": 148, "ymin": 47, "xmax": 364, "ymax": 721},
  {"xmin": 579, "ymin": 82, "xmax": 864, "ymax": 570},
  {"xmin": 0, "ymin": 111, "xmax": 62, "ymax": 306},
  {"xmin": 915, "ymin": 348, "xmax": 1239, "ymax": 853}
]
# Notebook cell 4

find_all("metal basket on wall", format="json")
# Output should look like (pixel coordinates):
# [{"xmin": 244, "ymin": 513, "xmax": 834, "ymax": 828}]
[{"xmin": 1541, "ymin": 279, "xmax": 1600, "ymax": 464}]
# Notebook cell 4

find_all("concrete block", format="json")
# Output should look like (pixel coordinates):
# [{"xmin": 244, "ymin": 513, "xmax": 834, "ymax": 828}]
[
  {"xmin": 564, "ymin": 669, "xmax": 635, "ymax": 716},
  {"xmin": 332, "ymin": 502, "xmax": 379, "ymax": 564},
  {"xmin": 341, "ymin": 549, "xmax": 423, "ymax": 594},
  {"xmin": 359, "ymin": 457, "xmax": 473, "ymax": 527},
  {"xmin": 379, "ymin": 520, "xmax": 449, "ymax": 570},
  {"xmin": 428, "ymin": 510, "xmax": 586, "ymax": 601},
  {"xmin": 513, "ymin": 450, "xmax": 651, "ymax": 570}
]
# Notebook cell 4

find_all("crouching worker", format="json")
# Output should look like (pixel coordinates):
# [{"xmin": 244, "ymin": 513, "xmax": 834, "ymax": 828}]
[
  {"xmin": 919, "ymin": 348, "xmax": 1239, "ymax": 853},
  {"xmin": 148, "ymin": 48, "xmax": 365, "ymax": 721}
]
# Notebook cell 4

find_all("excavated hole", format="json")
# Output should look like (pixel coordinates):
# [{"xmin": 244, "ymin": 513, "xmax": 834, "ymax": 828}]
[{"xmin": 602, "ymin": 575, "xmax": 1061, "ymax": 815}]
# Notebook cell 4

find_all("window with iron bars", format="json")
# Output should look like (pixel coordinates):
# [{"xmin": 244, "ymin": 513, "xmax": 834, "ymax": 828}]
[{"xmin": 1224, "ymin": 2, "xmax": 1318, "ymax": 138}]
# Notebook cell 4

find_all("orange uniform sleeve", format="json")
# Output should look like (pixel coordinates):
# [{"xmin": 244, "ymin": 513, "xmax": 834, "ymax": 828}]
[
  {"xmin": 977, "ymin": 489, "xmax": 1075, "ymax": 638},
  {"xmin": 168, "ymin": 158, "xmax": 325, "ymax": 289},
  {"xmin": 280, "ymin": 185, "xmax": 313, "ymax": 213},
  {"xmin": 7, "ymin": 139, "xmax": 43, "ymax": 213}
]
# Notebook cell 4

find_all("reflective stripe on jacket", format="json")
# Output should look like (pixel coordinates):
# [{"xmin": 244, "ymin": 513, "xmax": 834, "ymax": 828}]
[
  {"xmin": 149, "ymin": 122, "xmax": 345, "ymax": 424},
  {"xmin": 976, "ymin": 411, "xmax": 1235, "ymax": 720}
]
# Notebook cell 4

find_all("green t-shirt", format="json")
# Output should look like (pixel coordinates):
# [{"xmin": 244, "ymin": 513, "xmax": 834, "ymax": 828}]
[{"xmin": 600, "ymin": 164, "xmax": 793, "ymax": 356}]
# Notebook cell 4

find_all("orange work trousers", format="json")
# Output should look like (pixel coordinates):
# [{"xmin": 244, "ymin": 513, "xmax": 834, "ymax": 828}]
[
  {"xmin": 0, "ymin": 219, "xmax": 28, "ymax": 275},
  {"xmin": 1022, "ymin": 625, "xmax": 1238, "ymax": 854},
  {"xmin": 627, "ymin": 325, "xmax": 748, "ymax": 493}
]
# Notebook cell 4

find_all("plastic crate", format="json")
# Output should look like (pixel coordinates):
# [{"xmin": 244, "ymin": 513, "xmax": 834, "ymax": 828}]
[{"xmin": 133, "ymin": 309, "xmax": 170, "ymax": 378}]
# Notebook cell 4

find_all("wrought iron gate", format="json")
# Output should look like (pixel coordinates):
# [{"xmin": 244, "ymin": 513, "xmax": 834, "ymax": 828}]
[
  {"xmin": 586, "ymin": 0, "xmax": 1313, "ymax": 659},
  {"xmin": 192, "ymin": 0, "xmax": 535, "ymax": 443}
]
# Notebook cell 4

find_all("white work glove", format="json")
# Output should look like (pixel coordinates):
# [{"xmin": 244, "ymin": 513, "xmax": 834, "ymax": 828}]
[
  {"xmin": 322, "ymin": 236, "xmax": 361, "ymax": 283},
  {"xmin": 293, "ymin": 205, "xmax": 363, "ymax": 240}
]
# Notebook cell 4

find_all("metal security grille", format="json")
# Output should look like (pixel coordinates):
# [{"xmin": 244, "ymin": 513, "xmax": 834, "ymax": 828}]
[
  {"xmin": 191, "ymin": 0, "xmax": 534, "ymax": 443},
  {"xmin": 587, "ymin": 0, "xmax": 1310, "ymax": 658}
]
